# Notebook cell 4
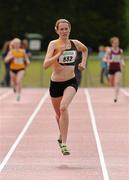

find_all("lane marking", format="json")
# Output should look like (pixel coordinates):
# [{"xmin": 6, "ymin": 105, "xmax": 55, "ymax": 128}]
[
  {"xmin": 0, "ymin": 90, "xmax": 12, "ymax": 101},
  {"xmin": 120, "ymin": 89, "xmax": 129, "ymax": 97},
  {"xmin": 84, "ymin": 89, "xmax": 109, "ymax": 180},
  {"xmin": 0, "ymin": 90, "xmax": 49, "ymax": 172}
]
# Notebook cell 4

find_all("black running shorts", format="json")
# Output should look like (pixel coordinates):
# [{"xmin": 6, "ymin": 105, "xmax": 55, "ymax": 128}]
[
  {"xmin": 10, "ymin": 68, "xmax": 25, "ymax": 74},
  {"xmin": 108, "ymin": 69, "xmax": 121, "ymax": 75},
  {"xmin": 49, "ymin": 77, "xmax": 78, "ymax": 97}
]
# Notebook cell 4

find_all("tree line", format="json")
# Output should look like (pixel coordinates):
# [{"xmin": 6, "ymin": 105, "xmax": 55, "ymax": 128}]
[{"xmin": 0, "ymin": 0, "xmax": 128, "ymax": 50}]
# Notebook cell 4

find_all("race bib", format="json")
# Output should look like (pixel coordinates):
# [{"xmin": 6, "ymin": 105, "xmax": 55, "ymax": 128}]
[
  {"xmin": 58, "ymin": 50, "xmax": 77, "ymax": 65},
  {"xmin": 14, "ymin": 58, "xmax": 24, "ymax": 64},
  {"xmin": 112, "ymin": 55, "xmax": 121, "ymax": 62}
]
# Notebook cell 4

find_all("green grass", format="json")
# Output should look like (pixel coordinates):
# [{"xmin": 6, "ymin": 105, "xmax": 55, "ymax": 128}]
[
  {"xmin": 0, "ymin": 56, "xmax": 129, "ymax": 87},
  {"xmin": 23, "ymin": 60, "xmax": 51, "ymax": 87}
]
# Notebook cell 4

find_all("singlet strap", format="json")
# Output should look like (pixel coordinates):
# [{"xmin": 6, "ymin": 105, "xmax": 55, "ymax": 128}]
[
  {"xmin": 70, "ymin": 40, "xmax": 77, "ymax": 50},
  {"xmin": 110, "ymin": 47, "xmax": 121, "ymax": 54}
]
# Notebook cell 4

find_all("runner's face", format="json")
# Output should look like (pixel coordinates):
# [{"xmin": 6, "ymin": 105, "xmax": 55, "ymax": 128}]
[
  {"xmin": 14, "ymin": 41, "xmax": 21, "ymax": 49},
  {"xmin": 112, "ymin": 39, "xmax": 119, "ymax": 48},
  {"xmin": 57, "ymin": 23, "xmax": 70, "ymax": 39}
]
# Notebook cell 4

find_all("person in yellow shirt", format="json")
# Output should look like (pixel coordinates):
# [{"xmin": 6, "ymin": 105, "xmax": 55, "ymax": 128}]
[
  {"xmin": 5, "ymin": 38, "xmax": 30, "ymax": 101},
  {"xmin": 43, "ymin": 19, "xmax": 88, "ymax": 155}
]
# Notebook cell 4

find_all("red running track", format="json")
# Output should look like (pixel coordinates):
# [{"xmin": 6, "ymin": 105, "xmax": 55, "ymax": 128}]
[{"xmin": 0, "ymin": 87, "xmax": 128, "ymax": 180}]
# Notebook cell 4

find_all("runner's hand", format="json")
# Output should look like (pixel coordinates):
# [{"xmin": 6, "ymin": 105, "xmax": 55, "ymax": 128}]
[{"xmin": 78, "ymin": 63, "xmax": 86, "ymax": 71}]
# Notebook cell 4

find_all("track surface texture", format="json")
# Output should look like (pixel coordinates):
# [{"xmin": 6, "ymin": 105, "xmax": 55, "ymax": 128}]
[{"xmin": 0, "ymin": 87, "xmax": 128, "ymax": 180}]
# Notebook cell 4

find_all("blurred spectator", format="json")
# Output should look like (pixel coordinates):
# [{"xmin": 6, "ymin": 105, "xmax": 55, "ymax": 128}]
[
  {"xmin": 0, "ymin": 41, "xmax": 11, "ymax": 86},
  {"xmin": 98, "ymin": 45, "xmax": 108, "ymax": 84},
  {"xmin": 21, "ymin": 39, "xmax": 32, "ymax": 59},
  {"xmin": 88, "ymin": 47, "xmax": 93, "ymax": 55}
]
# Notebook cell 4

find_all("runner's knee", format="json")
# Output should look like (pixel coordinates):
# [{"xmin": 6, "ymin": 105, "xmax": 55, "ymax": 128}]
[
  {"xmin": 115, "ymin": 81, "xmax": 120, "ymax": 87},
  {"xmin": 60, "ymin": 103, "xmax": 67, "ymax": 112},
  {"xmin": 56, "ymin": 114, "xmax": 60, "ymax": 120}
]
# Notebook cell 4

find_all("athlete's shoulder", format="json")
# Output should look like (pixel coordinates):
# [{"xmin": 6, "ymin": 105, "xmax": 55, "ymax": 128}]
[
  {"xmin": 49, "ymin": 39, "xmax": 60, "ymax": 45},
  {"xmin": 46, "ymin": 40, "xmax": 59, "ymax": 52},
  {"xmin": 71, "ymin": 39, "xmax": 80, "ymax": 44},
  {"xmin": 71, "ymin": 39, "xmax": 87, "ymax": 52},
  {"xmin": 48, "ymin": 39, "xmax": 59, "ymax": 48},
  {"xmin": 71, "ymin": 39, "xmax": 86, "ymax": 46}
]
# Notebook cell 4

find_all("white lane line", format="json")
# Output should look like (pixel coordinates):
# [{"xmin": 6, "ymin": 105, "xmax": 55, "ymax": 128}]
[
  {"xmin": 84, "ymin": 89, "xmax": 109, "ymax": 180},
  {"xmin": 120, "ymin": 89, "xmax": 129, "ymax": 97},
  {"xmin": 0, "ymin": 90, "xmax": 49, "ymax": 172},
  {"xmin": 0, "ymin": 90, "xmax": 12, "ymax": 100}
]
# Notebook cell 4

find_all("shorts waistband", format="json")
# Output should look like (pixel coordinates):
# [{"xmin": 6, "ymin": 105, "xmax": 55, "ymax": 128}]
[{"xmin": 50, "ymin": 77, "xmax": 76, "ymax": 84}]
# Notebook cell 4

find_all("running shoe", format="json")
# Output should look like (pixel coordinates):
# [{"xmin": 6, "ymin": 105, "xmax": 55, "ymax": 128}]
[
  {"xmin": 16, "ymin": 95, "xmax": 21, "ymax": 101},
  {"xmin": 61, "ymin": 144, "xmax": 70, "ymax": 155}
]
